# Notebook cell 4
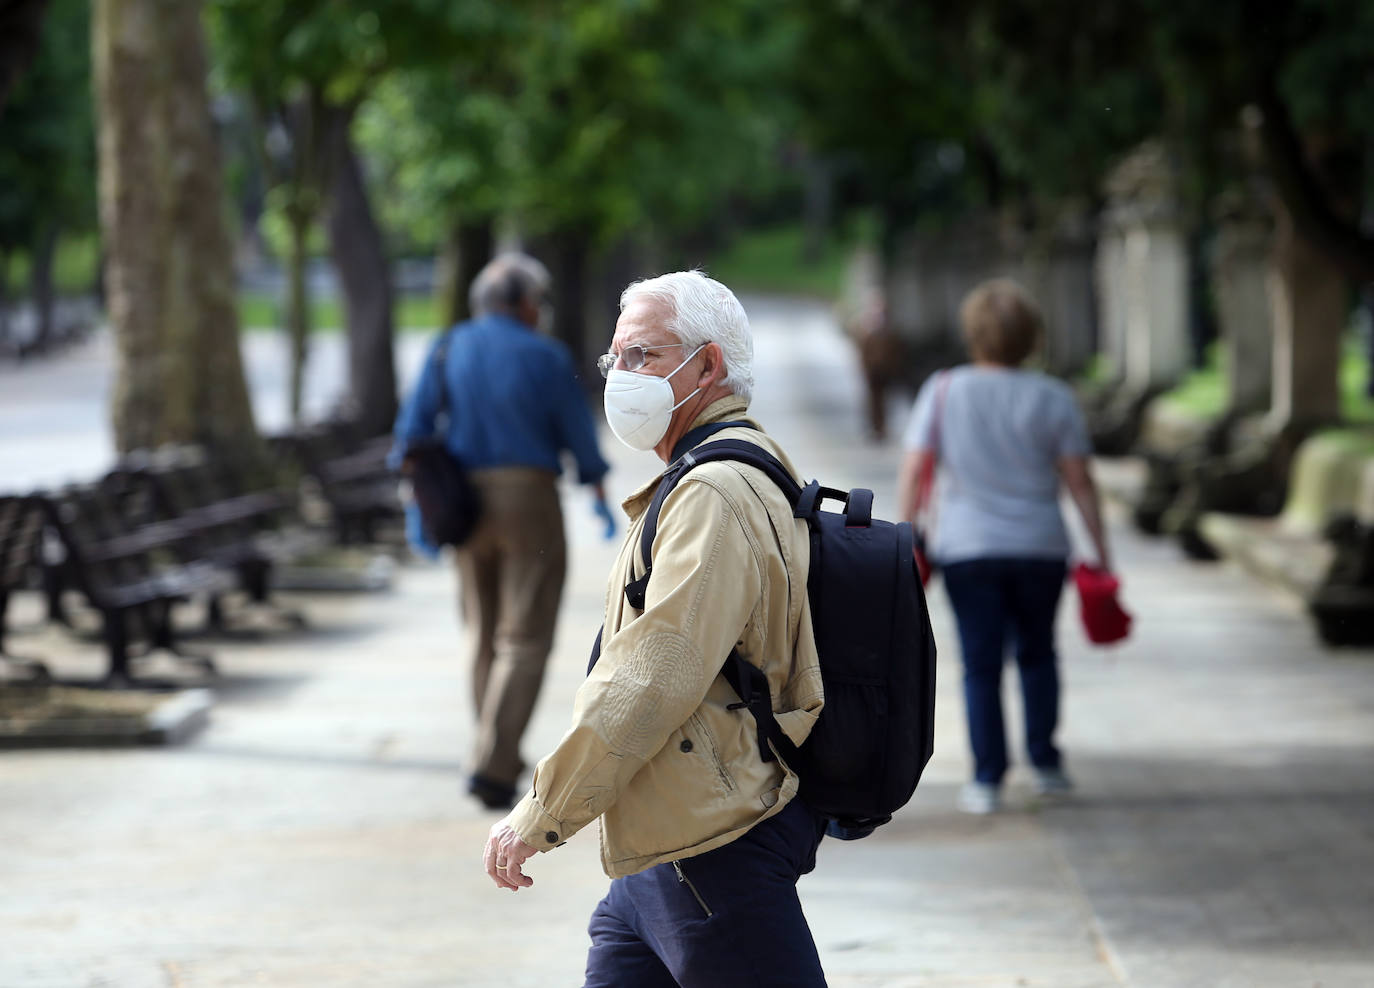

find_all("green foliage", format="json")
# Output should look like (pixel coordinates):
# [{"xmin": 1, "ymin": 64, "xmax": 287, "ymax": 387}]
[
  {"xmin": 1160, "ymin": 336, "xmax": 1374, "ymax": 423},
  {"xmin": 237, "ymin": 289, "xmax": 439, "ymax": 332},
  {"xmin": 257, "ymin": 189, "xmax": 331, "ymax": 260},
  {"xmin": 789, "ymin": 2, "xmax": 1150, "ymax": 231},
  {"xmin": 514, "ymin": 0, "xmax": 797, "ymax": 243},
  {"xmin": 354, "ymin": 70, "xmax": 514, "ymax": 252},
  {"xmin": 0, "ymin": 0, "xmax": 96, "ymax": 257},
  {"xmin": 1160, "ymin": 344, "xmax": 1226, "ymax": 418},
  {"xmin": 208, "ymin": 0, "xmax": 395, "ymax": 108},
  {"xmin": 204, "ymin": 0, "xmax": 1373, "ymax": 302},
  {"xmin": 1339, "ymin": 335, "xmax": 1374, "ymax": 424},
  {"xmin": 1077, "ymin": 354, "xmax": 1119, "ymax": 386},
  {"xmin": 209, "ymin": 0, "xmax": 527, "ymax": 259},
  {"xmin": 790, "ymin": 0, "xmax": 1374, "ymax": 249},
  {"xmin": 4, "ymin": 234, "xmax": 100, "ymax": 295},
  {"xmin": 704, "ymin": 222, "xmax": 864, "ymax": 299},
  {"xmin": 396, "ymin": 293, "xmax": 441, "ymax": 331},
  {"xmin": 346, "ymin": 0, "xmax": 800, "ymax": 252}
]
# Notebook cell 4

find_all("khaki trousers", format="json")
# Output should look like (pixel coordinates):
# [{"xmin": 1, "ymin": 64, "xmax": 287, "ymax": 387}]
[{"xmin": 455, "ymin": 467, "xmax": 566, "ymax": 788}]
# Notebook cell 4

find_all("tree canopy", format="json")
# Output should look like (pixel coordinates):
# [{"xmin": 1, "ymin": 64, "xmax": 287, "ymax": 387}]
[{"xmin": 0, "ymin": 0, "xmax": 94, "ymax": 264}]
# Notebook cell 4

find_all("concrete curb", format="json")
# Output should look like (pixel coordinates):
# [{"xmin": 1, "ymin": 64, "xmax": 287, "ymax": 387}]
[{"xmin": 0, "ymin": 687, "xmax": 214, "ymax": 749}]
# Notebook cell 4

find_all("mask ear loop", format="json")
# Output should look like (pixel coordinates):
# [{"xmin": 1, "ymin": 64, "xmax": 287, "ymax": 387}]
[{"xmin": 664, "ymin": 344, "xmax": 708, "ymax": 411}]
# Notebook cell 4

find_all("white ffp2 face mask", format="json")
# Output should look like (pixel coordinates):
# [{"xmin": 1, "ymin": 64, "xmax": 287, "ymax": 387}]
[{"xmin": 602, "ymin": 346, "xmax": 705, "ymax": 451}]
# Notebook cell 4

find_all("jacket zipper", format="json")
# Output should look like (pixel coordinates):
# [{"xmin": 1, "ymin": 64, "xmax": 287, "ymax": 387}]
[{"xmin": 673, "ymin": 861, "xmax": 713, "ymax": 917}]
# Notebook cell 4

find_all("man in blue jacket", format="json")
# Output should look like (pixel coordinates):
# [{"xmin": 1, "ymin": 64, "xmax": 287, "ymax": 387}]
[{"xmin": 393, "ymin": 253, "xmax": 614, "ymax": 810}]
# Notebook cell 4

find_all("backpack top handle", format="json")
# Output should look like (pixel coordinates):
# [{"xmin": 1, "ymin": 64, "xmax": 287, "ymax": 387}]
[{"xmin": 795, "ymin": 483, "xmax": 872, "ymax": 528}]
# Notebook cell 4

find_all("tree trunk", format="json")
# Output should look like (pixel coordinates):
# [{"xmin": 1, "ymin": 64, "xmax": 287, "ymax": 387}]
[
  {"xmin": 29, "ymin": 223, "xmax": 56, "ymax": 350},
  {"xmin": 541, "ymin": 227, "xmax": 594, "ymax": 388},
  {"xmin": 95, "ymin": 0, "xmax": 260, "ymax": 457},
  {"xmin": 0, "ymin": 246, "xmax": 10, "ymax": 352},
  {"xmin": 1255, "ymin": 83, "xmax": 1374, "ymax": 286},
  {"xmin": 285, "ymin": 208, "xmax": 311, "ymax": 424},
  {"xmin": 800, "ymin": 152, "xmax": 833, "ymax": 264},
  {"xmin": 325, "ymin": 104, "xmax": 396, "ymax": 438},
  {"xmin": 434, "ymin": 216, "xmax": 494, "ymax": 328},
  {"xmin": 1267, "ymin": 203, "xmax": 1348, "ymax": 431},
  {"xmin": 274, "ymin": 91, "xmax": 328, "ymax": 427}
]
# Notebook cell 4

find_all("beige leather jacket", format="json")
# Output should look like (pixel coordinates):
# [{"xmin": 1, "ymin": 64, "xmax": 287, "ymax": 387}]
[{"xmin": 507, "ymin": 397, "xmax": 825, "ymax": 878}]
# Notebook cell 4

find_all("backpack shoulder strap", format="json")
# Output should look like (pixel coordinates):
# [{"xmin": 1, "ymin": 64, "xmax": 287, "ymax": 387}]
[{"xmin": 624, "ymin": 438, "xmax": 801, "ymax": 609}]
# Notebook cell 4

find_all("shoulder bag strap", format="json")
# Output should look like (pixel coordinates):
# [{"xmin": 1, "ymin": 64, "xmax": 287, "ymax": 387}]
[
  {"xmin": 914, "ymin": 371, "xmax": 949, "ymax": 513},
  {"xmin": 432, "ymin": 329, "xmax": 457, "ymax": 423}
]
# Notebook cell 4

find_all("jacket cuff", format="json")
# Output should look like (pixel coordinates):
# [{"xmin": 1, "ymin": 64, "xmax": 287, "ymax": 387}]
[{"xmin": 508, "ymin": 793, "xmax": 570, "ymax": 850}]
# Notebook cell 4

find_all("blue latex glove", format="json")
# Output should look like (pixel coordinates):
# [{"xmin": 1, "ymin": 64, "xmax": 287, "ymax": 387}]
[{"xmin": 593, "ymin": 497, "xmax": 617, "ymax": 540}]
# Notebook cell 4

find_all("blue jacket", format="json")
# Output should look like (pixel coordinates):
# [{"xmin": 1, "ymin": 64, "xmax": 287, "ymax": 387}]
[{"xmin": 392, "ymin": 313, "xmax": 610, "ymax": 555}]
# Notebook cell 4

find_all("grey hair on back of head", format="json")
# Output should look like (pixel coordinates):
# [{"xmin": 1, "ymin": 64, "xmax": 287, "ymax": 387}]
[
  {"xmin": 619, "ymin": 270, "xmax": 754, "ymax": 403},
  {"xmin": 469, "ymin": 253, "xmax": 551, "ymax": 318}
]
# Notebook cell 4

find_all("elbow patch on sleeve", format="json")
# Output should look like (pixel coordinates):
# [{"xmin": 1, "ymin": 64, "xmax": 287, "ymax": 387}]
[{"xmin": 599, "ymin": 631, "xmax": 702, "ymax": 759}]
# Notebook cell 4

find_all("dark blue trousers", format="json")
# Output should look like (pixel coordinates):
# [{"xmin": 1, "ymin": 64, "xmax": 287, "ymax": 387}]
[
  {"xmin": 583, "ymin": 797, "xmax": 829, "ymax": 987},
  {"xmin": 942, "ymin": 556, "xmax": 1068, "ymax": 785}
]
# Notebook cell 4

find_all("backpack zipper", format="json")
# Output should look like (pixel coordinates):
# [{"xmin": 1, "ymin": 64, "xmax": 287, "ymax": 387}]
[{"xmin": 673, "ymin": 861, "xmax": 713, "ymax": 917}]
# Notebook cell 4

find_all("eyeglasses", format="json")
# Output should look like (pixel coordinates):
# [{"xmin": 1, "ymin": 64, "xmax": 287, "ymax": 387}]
[{"xmin": 596, "ymin": 343, "xmax": 689, "ymax": 379}]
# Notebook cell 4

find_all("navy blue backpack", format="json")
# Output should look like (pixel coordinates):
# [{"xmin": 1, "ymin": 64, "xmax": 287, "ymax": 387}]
[{"xmin": 592, "ymin": 428, "xmax": 937, "ymax": 839}]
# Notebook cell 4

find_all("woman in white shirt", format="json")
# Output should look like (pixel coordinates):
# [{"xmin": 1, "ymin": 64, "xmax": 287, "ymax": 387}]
[{"xmin": 897, "ymin": 279, "xmax": 1112, "ymax": 814}]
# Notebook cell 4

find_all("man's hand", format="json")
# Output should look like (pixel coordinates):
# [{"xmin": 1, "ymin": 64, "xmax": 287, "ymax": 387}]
[
  {"xmin": 593, "ymin": 497, "xmax": 617, "ymax": 540},
  {"xmin": 483, "ymin": 819, "xmax": 538, "ymax": 891}
]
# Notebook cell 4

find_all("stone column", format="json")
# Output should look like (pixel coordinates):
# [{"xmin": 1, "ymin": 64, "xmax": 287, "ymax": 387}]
[
  {"xmin": 1122, "ymin": 207, "xmax": 1191, "ymax": 391},
  {"xmin": 1041, "ymin": 211, "xmax": 1097, "ymax": 376},
  {"xmin": 1211, "ymin": 210, "xmax": 1274, "ymax": 415},
  {"xmin": 885, "ymin": 233, "xmax": 946, "ymax": 346},
  {"xmin": 1098, "ymin": 143, "xmax": 1193, "ymax": 393},
  {"xmin": 1094, "ymin": 213, "xmax": 1129, "ymax": 378}
]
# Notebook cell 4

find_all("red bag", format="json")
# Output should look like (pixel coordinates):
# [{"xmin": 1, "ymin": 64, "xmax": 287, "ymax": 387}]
[{"xmin": 1072, "ymin": 563, "xmax": 1132, "ymax": 645}]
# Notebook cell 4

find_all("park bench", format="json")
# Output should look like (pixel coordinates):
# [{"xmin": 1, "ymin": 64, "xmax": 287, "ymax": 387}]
[
  {"xmin": 0, "ymin": 496, "xmax": 50, "ymax": 681},
  {"xmin": 1199, "ymin": 430, "xmax": 1374, "ymax": 645},
  {"xmin": 99, "ymin": 446, "xmax": 320, "ymax": 630},
  {"xmin": 269, "ymin": 420, "xmax": 401, "ymax": 545},
  {"xmin": 35, "ymin": 483, "xmax": 234, "ymax": 685}
]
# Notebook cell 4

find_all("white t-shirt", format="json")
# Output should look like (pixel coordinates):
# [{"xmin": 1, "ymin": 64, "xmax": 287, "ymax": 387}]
[{"xmin": 903, "ymin": 365, "xmax": 1092, "ymax": 565}]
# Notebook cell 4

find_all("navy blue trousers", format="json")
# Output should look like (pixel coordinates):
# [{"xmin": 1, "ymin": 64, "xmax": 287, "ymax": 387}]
[
  {"xmin": 942, "ymin": 556, "xmax": 1068, "ymax": 785},
  {"xmin": 583, "ymin": 797, "xmax": 829, "ymax": 987}
]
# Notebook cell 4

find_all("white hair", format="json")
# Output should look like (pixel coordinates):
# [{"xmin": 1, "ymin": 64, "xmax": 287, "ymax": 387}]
[
  {"xmin": 469, "ymin": 253, "xmax": 551, "ymax": 318},
  {"xmin": 619, "ymin": 270, "xmax": 754, "ymax": 403}
]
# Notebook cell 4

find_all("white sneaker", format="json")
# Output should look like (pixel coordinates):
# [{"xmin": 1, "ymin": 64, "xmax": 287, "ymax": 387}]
[
  {"xmin": 1033, "ymin": 767, "xmax": 1074, "ymax": 797},
  {"xmin": 958, "ymin": 782, "xmax": 1002, "ymax": 815}
]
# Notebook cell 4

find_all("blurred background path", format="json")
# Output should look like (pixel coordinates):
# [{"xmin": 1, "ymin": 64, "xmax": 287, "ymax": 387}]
[{"xmin": 1, "ymin": 297, "xmax": 1371, "ymax": 987}]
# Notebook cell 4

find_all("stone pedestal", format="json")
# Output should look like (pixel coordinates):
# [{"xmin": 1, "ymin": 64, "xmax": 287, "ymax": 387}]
[
  {"xmin": 1123, "ymin": 215, "xmax": 1191, "ymax": 391},
  {"xmin": 1096, "ymin": 143, "xmax": 1193, "ymax": 394},
  {"xmin": 1094, "ymin": 223, "xmax": 1129, "ymax": 378},
  {"xmin": 885, "ymin": 237, "xmax": 948, "ymax": 347},
  {"xmin": 886, "ymin": 216, "xmax": 1008, "ymax": 351},
  {"xmin": 1212, "ymin": 216, "xmax": 1274, "ymax": 414},
  {"xmin": 1039, "ymin": 220, "xmax": 1097, "ymax": 376}
]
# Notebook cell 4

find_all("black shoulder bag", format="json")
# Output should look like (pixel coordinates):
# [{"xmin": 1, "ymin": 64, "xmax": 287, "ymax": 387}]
[{"xmin": 403, "ymin": 331, "xmax": 481, "ymax": 547}]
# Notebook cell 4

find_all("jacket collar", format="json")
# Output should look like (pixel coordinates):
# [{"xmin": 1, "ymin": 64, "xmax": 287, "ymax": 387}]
[
  {"xmin": 467, "ymin": 312, "xmax": 533, "ymax": 334},
  {"xmin": 621, "ymin": 395, "xmax": 758, "ymax": 517}
]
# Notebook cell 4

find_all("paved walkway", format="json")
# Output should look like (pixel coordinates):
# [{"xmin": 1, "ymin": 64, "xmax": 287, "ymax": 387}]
[{"xmin": 2, "ymin": 298, "xmax": 1372, "ymax": 987}]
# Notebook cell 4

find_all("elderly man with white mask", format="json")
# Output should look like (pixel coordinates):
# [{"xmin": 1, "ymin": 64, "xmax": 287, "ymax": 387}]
[{"xmin": 483, "ymin": 271, "xmax": 829, "ymax": 987}]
